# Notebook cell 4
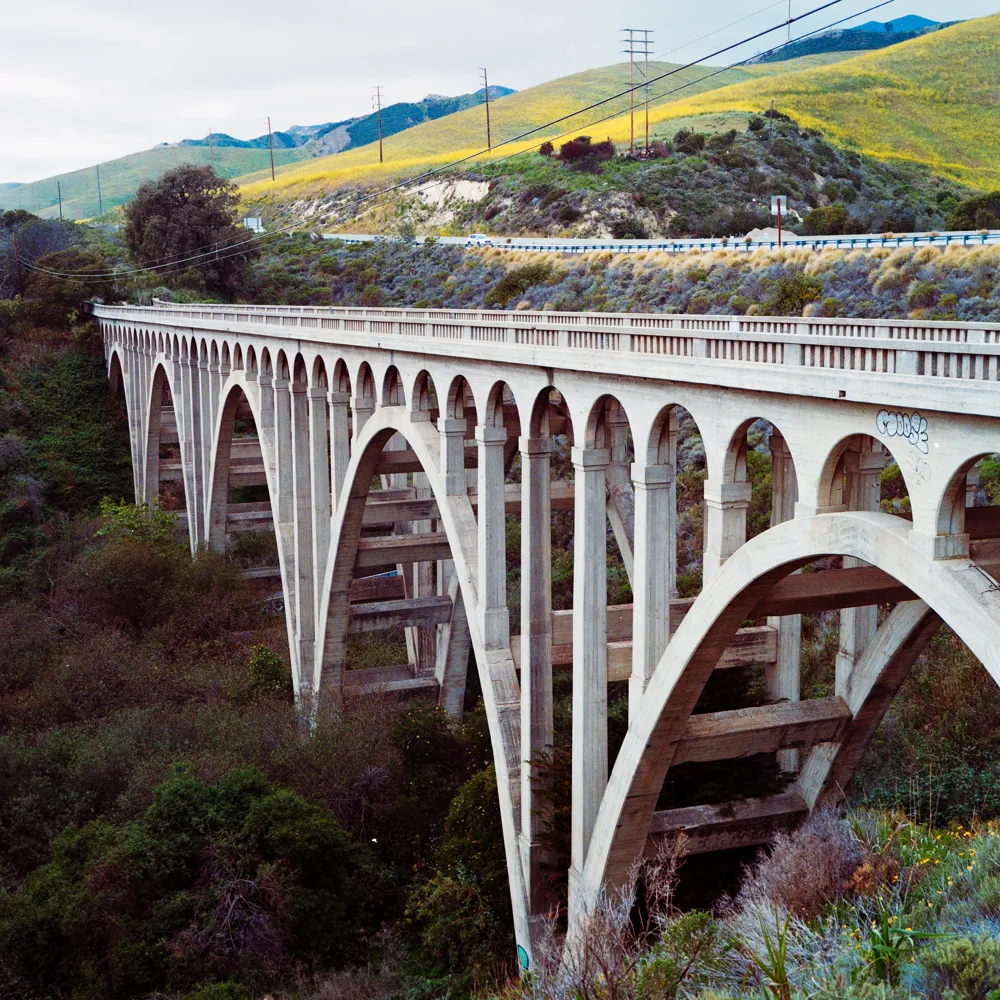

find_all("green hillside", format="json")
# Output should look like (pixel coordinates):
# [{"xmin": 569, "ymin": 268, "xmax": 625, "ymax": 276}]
[
  {"xmin": 630, "ymin": 13, "xmax": 1000, "ymax": 189},
  {"xmin": 0, "ymin": 145, "xmax": 309, "ymax": 221},
  {"xmin": 239, "ymin": 52, "xmax": 865, "ymax": 203}
]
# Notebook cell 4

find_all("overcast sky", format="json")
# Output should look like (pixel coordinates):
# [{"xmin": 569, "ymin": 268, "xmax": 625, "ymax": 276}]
[{"xmin": 3, "ymin": 0, "xmax": 996, "ymax": 183}]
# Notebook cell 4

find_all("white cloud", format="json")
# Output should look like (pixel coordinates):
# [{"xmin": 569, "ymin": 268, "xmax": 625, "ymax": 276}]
[{"xmin": 2, "ymin": 0, "xmax": 996, "ymax": 181}]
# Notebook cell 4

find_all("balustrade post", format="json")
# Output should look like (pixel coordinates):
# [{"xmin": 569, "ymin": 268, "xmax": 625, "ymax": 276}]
[
  {"xmin": 767, "ymin": 430, "xmax": 801, "ymax": 771},
  {"xmin": 569, "ymin": 446, "xmax": 610, "ymax": 916},
  {"xmin": 519, "ymin": 435, "xmax": 554, "ymax": 916},
  {"xmin": 630, "ymin": 461, "xmax": 674, "ymax": 720},
  {"xmin": 476, "ymin": 425, "xmax": 509, "ymax": 649}
]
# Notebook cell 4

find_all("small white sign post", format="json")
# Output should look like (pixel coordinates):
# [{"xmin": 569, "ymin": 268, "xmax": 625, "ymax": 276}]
[{"xmin": 770, "ymin": 195, "xmax": 788, "ymax": 247}]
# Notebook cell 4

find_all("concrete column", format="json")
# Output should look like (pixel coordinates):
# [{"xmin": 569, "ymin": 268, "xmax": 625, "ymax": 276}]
[
  {"xmin": 836, "ymin": 440, "xmax": 887, "ymax": 692},
  {"xmin": 257, "ymin": 372, "xmax": 276, "ymax": 492},
  {"xmin": 630, "ymin": 461, "xmax": 674, "ymax": 720},
  {"xmin": 569, "ymin": 446, "xmax": 610, "ymax": 914},
  {"xmin": 178, "ymin": 357, "xmax": 204, "ymax": 547},
  {"xmin": 967, "ymin": 465, "xmax": 980, "ymax": 508},
  {"xmin": 519, "ymin": 434, "xmax": 554, "ymax": 916},
  {"xmin": 440, "ymin": 418, "xmax": 468, "ymax": 495},
  {"xmin": 353, "ymin": 395, "xmax": 375, "ymax": 436},
  {"xmin": 274, "ymin": 376, "xmax": 293, "ymax": 525},
  {"xmin": 197, "ymin": 359, "xmax": 212, "ymax": 536},
  {"xmin": 702, "ymin": 479, "xmax": 751, "ymax": 583},
  {"xmin": 291, "ymin": 381, "xmax": 315, "ymax": 694},
  {"xmin": 476, "ymin": 425, "xmax": 510, "ymax": 649},
  {"xmin": 766, "ymin": 430, "xmax": 801, "ymax": 772},
  {"xmin": 605, "ymin": 404, "xmax": 635, "ymax": 584},
  {"xmin": 308, "ymin": 386, "xmax": 331, "ymax": 625},
  {"xmin": 329, "ymin": 391, "xmax": 351, "ymax": 508}
]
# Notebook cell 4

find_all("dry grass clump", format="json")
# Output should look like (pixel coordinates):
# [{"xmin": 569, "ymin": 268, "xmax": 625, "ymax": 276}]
[{"xmin": 734, "ymin": 809, "xmax": 864, "ymax": 921}]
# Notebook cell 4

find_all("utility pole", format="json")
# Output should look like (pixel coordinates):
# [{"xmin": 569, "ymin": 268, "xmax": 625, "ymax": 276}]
[
  {"xmin": 788, "ymin": 0, "xmax": 793, "ymax": 43},
  {"xmin": 267, "ymin": 115, "xmax": 276, "ymax": 181},
  {"xmin": 622, "ymin": 28, "xmax": 634, "ymax": 153},
  {"xmin": 769, "ymin": 98, "xmax": 775, "ymax": 144},
  {"xmin": 373, "ymin": 87, "xmax": 384, "ymax": 163},
  {"xmin": 480, "ymin": 68, "xmax": 492, "ymax": 150},
  {"xmin": 96, "ymin": 164, "xmax": 103, "ymax": 216},
  {"xmin": 208, "ymin": 128, "xmax": 216, "ymax": 171},
  {"xmin": 622, "ymin": 28, "xmax": 653, "ymax": 155},
  {"xmin": 12, "ymin": 232, "xmax": 24, "ymax": 297},
  {"xmin": 57, "ymin": 181, "xmax": 63, "ymax": 221}
]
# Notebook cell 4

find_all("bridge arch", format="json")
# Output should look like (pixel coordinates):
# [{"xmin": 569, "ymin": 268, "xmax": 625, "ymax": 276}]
[
  {"xmin": 143, "ymin": 362, "xmax": 190, "ymax": 532},
  {"xmin": 315, "ymin": 402, "xmax": 531, "ymax": 951},
  {"xmin": 576, "ymin": 509, "xmax": 1000, "ymax": 922}
]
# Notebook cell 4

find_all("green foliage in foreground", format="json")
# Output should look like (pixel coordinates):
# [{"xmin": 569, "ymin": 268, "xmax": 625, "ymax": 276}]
[{"xmin": 1, "ymin": 764, "xmax": 389, "ymax": 998}]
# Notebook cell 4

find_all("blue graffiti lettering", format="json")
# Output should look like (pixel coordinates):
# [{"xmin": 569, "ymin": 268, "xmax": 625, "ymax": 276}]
[{"xmin": 875, "ymin": 409, "xmax": 929, "ymax": 454}]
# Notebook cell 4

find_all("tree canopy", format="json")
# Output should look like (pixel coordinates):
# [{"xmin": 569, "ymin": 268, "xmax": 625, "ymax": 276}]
[{"xmin": 123, "ymin": 165, "xmax": 259, "ymax": 296}]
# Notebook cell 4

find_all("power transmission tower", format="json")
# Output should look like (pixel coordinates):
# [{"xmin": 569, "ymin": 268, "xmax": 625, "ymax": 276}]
[
  {"xmin": 96, "ymin": 164, "xmax": 103, "ymax": 216},
  {"xmin": 622, "ymin": 28, "xmax": 653, "ymax": 155},
  {"xmin": 267, "ymin": 116, "xmax": 276, "ymax": 181},
  {"xmin": 373, "ymin": 86, "xmax": 384, "ymax": 163},
  {"xmin": 57, "ymin": 181, "xmax": 63, "ymax": 220},
  {"xmin": 480, "ymin": 68, "xmax": 492, "ymax": 150}
]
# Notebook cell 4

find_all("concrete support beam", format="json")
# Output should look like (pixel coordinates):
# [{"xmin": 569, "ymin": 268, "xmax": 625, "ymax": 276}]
[
  {"xmin": 291, "ymin": 382, "xmax": 315, "ymax": 691},
  {"xmin": 767, "ymin": 429, "xmax": 801, "ymax": 772},
  {"xmin": 569, "ymin": 446, "xmax": 610, "ymax": 914},
  {"xmin": 630, "ymin": 462, "xmax": 674, "ymax": 720},
  {"xmin": 837, "ymin": 439, "xmax": 887, "ymax": 693},
  {"xmin": 441, "ymin": 418, "xmax": 470, "ymax": 495},
  {"xmin": 702, "ymin": 480, "xmax": 751, "ymax": 583},
  {"xmin": 477, "ymin": 426, "xmax": 510, "ymax": 650},
  {"xmin": 519, "ymin": 435, "xmax": 555, "ymax": 918}
]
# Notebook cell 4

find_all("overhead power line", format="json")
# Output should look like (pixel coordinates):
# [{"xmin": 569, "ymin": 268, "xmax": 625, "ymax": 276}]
[{"xmin": 28, "ymin": 0, "xmax": 865, "ymax": 281}]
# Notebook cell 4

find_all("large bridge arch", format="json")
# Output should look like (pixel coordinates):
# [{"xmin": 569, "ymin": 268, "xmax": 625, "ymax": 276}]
[
  {"xmin": 315, "ymin": 402, "xmax": 531, "ymax": 953},
  {"xmin": 576, "ymin": 509, "xmax": 1000, "ymax": 922}
]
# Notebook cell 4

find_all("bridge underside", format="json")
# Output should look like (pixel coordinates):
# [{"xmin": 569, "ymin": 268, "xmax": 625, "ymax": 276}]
[{"xmin": 97, "ymin": 302, "xmax": 1000, "ymax": 968}]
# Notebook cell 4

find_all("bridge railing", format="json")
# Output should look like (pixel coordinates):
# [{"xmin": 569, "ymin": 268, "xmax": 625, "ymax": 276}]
[{"xmin": 99, "ymin": 302, "xmax": 1000, "ymax": 384}]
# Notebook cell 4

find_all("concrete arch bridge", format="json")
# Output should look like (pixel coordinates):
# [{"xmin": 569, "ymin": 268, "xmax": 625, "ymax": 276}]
[{"xmin": 94, "ymin": 300, "xmax": 1000, "ymax": 967}]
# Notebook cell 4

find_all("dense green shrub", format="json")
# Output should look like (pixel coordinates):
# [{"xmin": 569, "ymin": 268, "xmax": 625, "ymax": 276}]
[
  {"xmin": 247, "ymin": 645, "xmax": 291, "ymax": 696},
  {"xmin": 405, "ymin": 765, "xmax": 513, "ymax": 976},
  {"xmin": 0, "ymin": 765, "xmax": 389, "ymax": 998},
  {"xmin": 947, "ymin": 190, "xmax": 1000, "ymax": 230},
  {"xmin": 918, "ymin": 935, "xmax": 1000, "ymax": 1000},
  {"xmin": 484, "ymin": 263, "xmax": 553, "ymax": 307},
  {"xmin": 24, "ymin": 247, "xmax": 118, "ymax": 328},
  {"xmin": 802, "ymin": 202, "xmax": 854, "ymax": 236}
]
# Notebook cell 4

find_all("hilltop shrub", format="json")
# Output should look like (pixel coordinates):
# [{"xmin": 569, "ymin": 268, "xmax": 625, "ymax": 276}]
[
  {"xmin": 802, "ymin": 202, "xmax": 853, "ymax": 236},
  {"xmin": 484, "ymin": 263, "xmax": 553, "ymax": 307},
  {"xmin": 947, "ymin": 190, "xmax": 1000, "ymax": 230}
]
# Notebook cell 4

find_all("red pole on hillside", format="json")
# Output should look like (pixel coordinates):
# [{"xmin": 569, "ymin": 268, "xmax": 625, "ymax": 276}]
[{"xmin": 777, "ymin": 201, "xmax": 783, "ymax": 247}]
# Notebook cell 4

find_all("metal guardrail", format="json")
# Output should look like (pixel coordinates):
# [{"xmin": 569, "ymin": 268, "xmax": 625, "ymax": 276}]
[
  {"xmin": 100, "ymin": 301, "xmax": 1000, "ymax": 385},
  {"xmin": 323, "ymin": 229, "xmax": 1000, "ymax": 255}
]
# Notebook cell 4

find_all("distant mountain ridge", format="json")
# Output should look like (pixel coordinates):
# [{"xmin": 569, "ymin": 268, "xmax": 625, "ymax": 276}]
[
  {"xmin": 750, "ymin": 13, "xmax": 959, "ymax": 63},
  {"xmin": 0, "ymin": 85, "xmax": 515, "ymax": 219},
  {"xmin": 176, "ymin": 87, "xmax": 516, "ymax": 158}
]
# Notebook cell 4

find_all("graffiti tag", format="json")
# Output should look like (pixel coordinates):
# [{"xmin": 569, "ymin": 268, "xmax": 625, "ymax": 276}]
[
  {"xmin": 876, "ymin": 409, "xmax": 929, "ymax": 455},
  {"xmin": 904, "ymin": 448, "xmax": 933, "ymax": 486}
]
